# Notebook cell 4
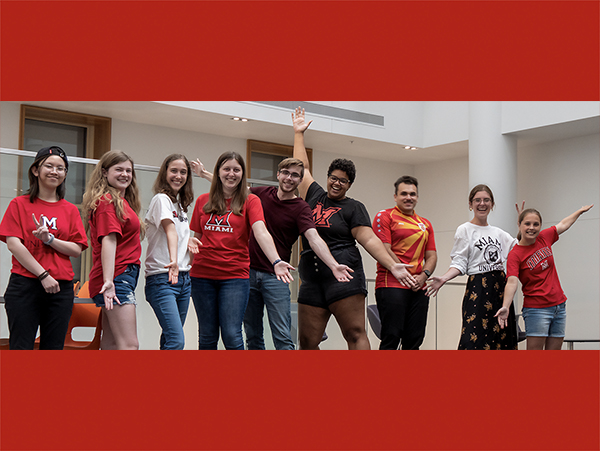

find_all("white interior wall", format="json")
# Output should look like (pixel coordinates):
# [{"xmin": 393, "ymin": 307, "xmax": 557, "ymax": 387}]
[{"xmin": 502, "ymin": 102, "xmax": 600, "ymax": 133}]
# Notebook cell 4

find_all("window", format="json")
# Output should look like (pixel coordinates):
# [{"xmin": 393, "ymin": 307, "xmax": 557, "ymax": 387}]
[
  {"xmin": 18, "ymin": 105, "xmax": 112, "ymax": 283},
  {"xmin": 246, "ymin": 139, "xmax": 312, "ymax": 182}
]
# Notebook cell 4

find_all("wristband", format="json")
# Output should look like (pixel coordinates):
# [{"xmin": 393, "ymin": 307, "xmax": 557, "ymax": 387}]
[
  {"xmin": 43, "ymin": 233, "xmax": 55, "ymax": 245},
  {"xmin": 423, "ymin": 269, "xmax": 431, "ymax": 277},
  {"xmin": 272, "ymin": 258, "xmax": 282, "ymax": 267},
  {"xmin": 38, "ymin": 270, "xmax": 50, "ymax": 281}
]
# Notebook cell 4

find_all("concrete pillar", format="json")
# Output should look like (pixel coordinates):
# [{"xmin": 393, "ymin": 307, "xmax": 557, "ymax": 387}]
[{"xmin": 468, "ymin": 102, "xmax": 518, "ymax": 235}]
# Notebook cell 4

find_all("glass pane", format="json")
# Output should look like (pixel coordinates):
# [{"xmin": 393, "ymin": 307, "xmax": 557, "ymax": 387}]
[
  {"xmin": 23, "ymin": 119, "xmax": 88, "ymax": 205},
  {"xmin": 250, "ymin": 152, "xmax": 286, "ymax": 181}
]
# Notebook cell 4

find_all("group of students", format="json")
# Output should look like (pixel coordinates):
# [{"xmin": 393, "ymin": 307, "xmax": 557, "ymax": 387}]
[{"xmin": 0, "ymin": 108, "xmax": 593, "ymax": 350}]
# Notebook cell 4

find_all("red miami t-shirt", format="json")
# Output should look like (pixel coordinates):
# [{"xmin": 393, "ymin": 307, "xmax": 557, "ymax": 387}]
[
  {"xmin": 373, "ymin": 206, "xmax": 436, "ymax": 289},
  {"xmin": 0, "ymin": 195, "xmax": 88, "ymax": 280},
  {"xmin": 507, "ymin": 226, "xmax": 566, "ymax": 308},
  {"xmin": 189, "ymin": 193, "xmax": 265, "ymax": 280},
  {"xmin": 88, "ymin": 195, "xmax": 141, "ymax": 298}
]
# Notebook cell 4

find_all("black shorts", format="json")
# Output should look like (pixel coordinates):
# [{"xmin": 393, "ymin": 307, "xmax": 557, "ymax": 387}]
[{"xmin": 298, "ymin": 246, "xmax": 367, "ymax": 309}]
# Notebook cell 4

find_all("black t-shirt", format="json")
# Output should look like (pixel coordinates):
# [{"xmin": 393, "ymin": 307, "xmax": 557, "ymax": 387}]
[
  {"xmin": 301, "ymin": 181, "xmax": 371, "ymax": 254},
  {"xmin": 248, "ymin": 186, "xmax": 315, "ymax": 273}
]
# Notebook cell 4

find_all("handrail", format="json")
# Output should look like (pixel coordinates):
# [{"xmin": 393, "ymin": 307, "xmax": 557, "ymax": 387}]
[{"xmin": 0, "ymin": 146, "xmax": 277, "ymax": 185}]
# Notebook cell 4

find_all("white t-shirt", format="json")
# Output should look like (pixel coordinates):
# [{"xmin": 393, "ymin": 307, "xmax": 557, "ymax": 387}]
[
  {"xmin": 449, "ymin": 222, "xmax": 517, "ymax": 276},
  {"xmin": 144, "ymin": 193, "xmax": 192, "ymax": 276}
]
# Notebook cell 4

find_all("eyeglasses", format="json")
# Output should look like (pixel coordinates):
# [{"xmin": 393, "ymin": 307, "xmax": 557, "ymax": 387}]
[
  {"xmin": 472, "ymin": 198, "xmax": 492, "ymax": 204},
  {"xmin": 279, "ymin": 169, "xmax": 302, "ymax": 180},
  {"xmin": 41, "ymin": 163, "xmax": 67, "ymax": 174},
  {"xmin": 328, "ymin": 175, "xmax": 350, "ymax": 186}
]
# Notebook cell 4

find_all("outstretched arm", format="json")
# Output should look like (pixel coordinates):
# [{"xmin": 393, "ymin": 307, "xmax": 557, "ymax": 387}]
[
  {"xmin": 425, "ymin": 267, "xmax": 462, "ymax": 297},
  {"xmin": 190, "ymin": 158, "xmax": 214, "ymax": 182},
  {"xmin": 495, "ymin": 275, "xmax": 519, "ymax": 328},
  {"xmin": 252, "ymin": 220, "xmax": 295, "ymax": 283},
  {"xmin": 555, "ymin": 204, "xmax": 593, "ymax": 235},
  {"xmin": 304, "ymin": 228, "xmax": 353, "ymax": 282},
  {"xmin": 292, "ymin": 107, "xmax": 314, "ymax": 200},
  {"xmin": 352, "ymin": 226, "xmax": 416, "ymax": 288},
  {"xmin": 99, "ymin": 233, "xmax": 120, "ymax": 310},
  {"xmin": 162, "ymin": 219, "xmax": 179, "ymax": 284}
]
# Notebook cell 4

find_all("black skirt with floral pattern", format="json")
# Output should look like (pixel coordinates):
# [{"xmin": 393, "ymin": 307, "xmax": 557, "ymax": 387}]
[{"xmin": 458, "ymin": 271, "xmax": 518, "ymax": 350}]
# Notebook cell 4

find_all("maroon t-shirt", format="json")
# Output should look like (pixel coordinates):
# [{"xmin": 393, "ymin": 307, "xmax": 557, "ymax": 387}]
[{"xmin": 249, "ymin": 186, "xmax": 315, "ymax": 274}]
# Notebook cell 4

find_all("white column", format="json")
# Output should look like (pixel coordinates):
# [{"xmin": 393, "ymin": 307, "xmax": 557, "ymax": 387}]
[{"xmin": 468, "ymin": 102, "xmax": 518, "ymax": 235}]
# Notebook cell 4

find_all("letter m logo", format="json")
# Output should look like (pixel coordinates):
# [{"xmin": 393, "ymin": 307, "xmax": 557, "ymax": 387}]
[{"xmin": 42, "ymin": 216, "xmax": 58, "ymax": 230}]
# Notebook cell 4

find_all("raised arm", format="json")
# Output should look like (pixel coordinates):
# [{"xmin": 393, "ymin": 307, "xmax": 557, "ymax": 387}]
[
  {"xmin": 494, "ymin": 275, "xmax": 519, "ymax": 328},
  {"xmin": 352, "ymin": 226, "xmax": 416, "ymax": 288},
  {"xmin": 251, "ymin": 220, "xmax": 295, "ymax": 283},
  {"xmin": 292, "ymin": 107, "xmax": 314, "ymax": 199},
  {"xmin": 555, "ymin": 204, "xmax": 593, "ymax": 235},
  {"xmin": 190, "ymin": 158, "xmax": 214, "ymax": 182},
  {"xmin": 304, "ymin": 228, "xmax": 353, "ymax": 282}
]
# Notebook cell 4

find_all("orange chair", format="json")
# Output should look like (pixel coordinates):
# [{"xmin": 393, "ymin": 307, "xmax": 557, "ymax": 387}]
[
  {"xmin": 76, "ymin": 280, "xmax": 90, "ymax": 298},
  {"xmin": 63, "ymin": 303, "xmax": 102, "ymax": 350}
]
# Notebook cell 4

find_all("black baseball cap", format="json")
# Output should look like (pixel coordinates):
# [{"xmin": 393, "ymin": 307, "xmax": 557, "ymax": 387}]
[{"xmin": 34, "ymin": 146, "xmax": 69, "ymax": 170}]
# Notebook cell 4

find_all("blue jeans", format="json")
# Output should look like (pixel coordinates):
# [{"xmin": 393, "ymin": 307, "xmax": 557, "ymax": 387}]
[
  {"xmin": 145, "ymin": 272, "xmax": 191, "ymax": 350},
  {"xmin": 244, "ymin": 269, "xmax": 294, "ymax": 350},
  {"xmin": 190, "ymin": 277, "xmax": 250, "ymax": 350}
]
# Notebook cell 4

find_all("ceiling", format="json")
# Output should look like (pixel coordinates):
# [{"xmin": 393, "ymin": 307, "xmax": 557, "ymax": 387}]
[{"xmin": 10, "ymin": 101, "xmax": 598, "ymax": 166}]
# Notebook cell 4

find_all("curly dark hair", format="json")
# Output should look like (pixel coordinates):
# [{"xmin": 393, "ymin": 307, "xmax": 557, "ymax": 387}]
[{"xmin": 327, "ymin": 158, "xmax": 356, "ymax": 184}]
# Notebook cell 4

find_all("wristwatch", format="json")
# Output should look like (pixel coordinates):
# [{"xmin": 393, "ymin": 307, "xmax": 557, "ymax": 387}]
[{"xmin": 423, "ymin": 269, "xmax": 431, "ymax": 277}]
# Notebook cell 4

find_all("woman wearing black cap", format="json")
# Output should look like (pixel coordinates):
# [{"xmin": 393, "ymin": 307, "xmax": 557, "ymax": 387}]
[{"xmin": 0, "ymin": 146, "xmax": 88, "ymax": 349}]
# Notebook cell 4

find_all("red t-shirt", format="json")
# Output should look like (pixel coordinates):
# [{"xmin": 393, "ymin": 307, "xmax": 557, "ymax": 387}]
[
  {"xmin": 373, "ymin": 206, "xmax": 436, "ymax": 289},
  {"xmin": 506, "ymin": 226, "xmax": 566, "ymax": 308},
  {"xmin": 189, "ymin": 193, "xmax": 264, "ymax": 280},
  {"xmin": 0, "ymin": 195, "xmax": 88, "ymax": 280},
  {"xmin": 88, "ymin": 195, "xmax": 141, "ymax": 297}
]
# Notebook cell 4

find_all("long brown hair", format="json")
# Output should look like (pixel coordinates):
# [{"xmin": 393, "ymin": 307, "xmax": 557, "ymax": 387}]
[
  {"xmin": 82, "ymin": 150, "xmax": 143, "ymax": 235},
  {"xmin": 153, "ymin": 154, "xmax": 194, "ymax": 212},
  {"xmin": 203, "ymin": 152, "xmax": 248, "ymax": 216},
  {"xmin": 517, "ymin": 208, "xmax": 542, "ymax": 241}
]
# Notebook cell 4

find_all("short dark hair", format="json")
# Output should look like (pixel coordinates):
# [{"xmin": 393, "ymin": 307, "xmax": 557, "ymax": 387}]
[
  {"xmin": 394, "ymin": 175, "xmax": 418, "ymax": 194},
  {"xmin": 327, "ymin": 158, "xmax": 356, "ymax": 184}
]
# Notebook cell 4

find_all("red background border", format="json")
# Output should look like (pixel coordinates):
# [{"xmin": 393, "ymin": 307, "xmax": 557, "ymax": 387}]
[{"xmin": 1, "ymin": 1, "xmax": 599, "ymax": 450}]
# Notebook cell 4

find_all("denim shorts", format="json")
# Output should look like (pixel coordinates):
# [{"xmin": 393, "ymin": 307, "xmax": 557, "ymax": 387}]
[
  {"xmin": 522, "ymin": 301, "xmax": 566, "ymax": 337},
  {"xmin": 93, "ymin": 264, "xmax": 140, "ymax": 307}
]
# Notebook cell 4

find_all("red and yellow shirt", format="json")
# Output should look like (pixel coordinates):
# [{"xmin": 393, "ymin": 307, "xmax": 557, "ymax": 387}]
[{"xmin": 373, "ymin": 207, "xmax": 435, "ymax": 289}]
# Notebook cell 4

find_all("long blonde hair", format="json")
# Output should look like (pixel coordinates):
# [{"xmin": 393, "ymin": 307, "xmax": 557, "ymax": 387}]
[
  {"xmin": 203, "ymin": 152, "xmax": 248, "ymax": 216},
  {"xmin": 82, "ymin": 150, "xmax": 144, "ymax": 236}
]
